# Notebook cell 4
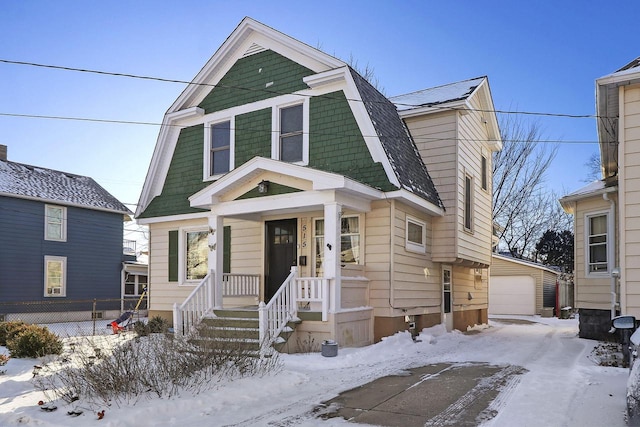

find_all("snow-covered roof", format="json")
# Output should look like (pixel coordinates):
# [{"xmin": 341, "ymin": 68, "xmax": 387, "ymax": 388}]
[
  {"xmin": 0, "ymin": 159, "xmax": 131, "ymax": 215},
  {"xmin": 390, "ymin": 77, "xmax": 485, "ymax": 111},
  {"xmin": 492, "ymin": 253, "xmax": 561, "ymax": 275}
]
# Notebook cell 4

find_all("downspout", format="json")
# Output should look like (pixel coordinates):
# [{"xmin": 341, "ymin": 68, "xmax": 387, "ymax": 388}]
[{"xmin": 603, "ymin": 192, "xmax": 618, "ymax": 318}]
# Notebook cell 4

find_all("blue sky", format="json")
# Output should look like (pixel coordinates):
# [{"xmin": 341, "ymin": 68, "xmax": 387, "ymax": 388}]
[{"xmin": 2, "ymin": 1, "xmax": 639, "ymax": 239}]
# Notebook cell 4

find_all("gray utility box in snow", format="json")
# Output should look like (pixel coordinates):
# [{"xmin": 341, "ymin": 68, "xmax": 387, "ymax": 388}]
[{"xmin": 321, "ymin": 340, "xmax": 338, "ymax": 357}]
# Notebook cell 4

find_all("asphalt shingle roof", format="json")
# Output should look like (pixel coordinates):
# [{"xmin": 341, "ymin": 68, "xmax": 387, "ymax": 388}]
[
  {"xmin": 0, "ymin": 159, "xmax": 131, "ymax": 215},
  {"xmin": 349, "ymin": 67, "xmax": 444, "ymax": 209}
]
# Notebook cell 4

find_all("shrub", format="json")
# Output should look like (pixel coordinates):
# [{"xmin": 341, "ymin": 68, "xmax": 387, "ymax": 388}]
[
  {"xmin": 134, "ymin": 316, "xmax": 170, "ymax": 337},
  {"xmin": 34, "ymin": 332, "xmax": 281, "ymax": 406},
  {"xmin": 147, "ymin": 316, "xmax": 170, "ymax": 334},
  {"xmin": 6, "ymin": 324, "xmax": 62, "ymax": 358},
  {"xmin": 0, "ymin": 321, "xmax": 27, "ymax": 346}
]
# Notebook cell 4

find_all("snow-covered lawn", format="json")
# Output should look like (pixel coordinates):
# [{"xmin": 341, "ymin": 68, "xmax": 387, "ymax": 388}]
[{"xmin": 0, "ymin": 316, "xmax": 628, "ymax": 426}]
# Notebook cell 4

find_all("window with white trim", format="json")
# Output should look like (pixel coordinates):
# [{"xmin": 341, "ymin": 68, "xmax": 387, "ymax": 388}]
[
  {"xmin": 481, "ymin": 155, "xmax": 488, "ymax": 191},
  {"xmin": 314, "ymin": 216, "xmax": 360, "ymax": 277},
  {"xmin": 273, "ymin": 101, "xmax": 308, "ymax": 164},
  {"xmin": 185, "ymin": 230, "xmax": 208, "ymax": 281},
  {"xmin": 124, "ymin": 272, "xmax": 147, "ymax": 296},
  {"xmin": 204, "ymin": 118, "xmax": 234, "ymax": 179},
  {"xmin": 464, "ymin": 174, "xmax": 473, "ymax": 232},
  {"xmin": 406, "ymin": 216, "xmax": 426, "ymax": 253},
  {"xmin": 44, "ymin": 256, "xmax": 66, "ymax": 297},
  {"xmin": 45, "ymin": 205, "xmax": 66, "ymax": 241},
  {"xmin": 586, "ymin": 212, "xmax": 609, "ymax": 274}
]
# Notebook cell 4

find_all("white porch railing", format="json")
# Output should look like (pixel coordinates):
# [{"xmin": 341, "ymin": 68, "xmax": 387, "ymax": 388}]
[
  {"xmin": 173, "ymin": 272, "xmax": 213, "ymax": 336},
  {"xmin": 296, "ymin": 277, "xmax": 329, "ymax": 321},
  {"xmin": 223, "ymin": 273, "xmax": 260, "ymax": 297},
  {"xmin": 259, "ymin": 267, "xmax": 298, "ymax": 350},
  {"xmin": 173, "ymin": 272, "xmax": 261, "ymax": 336}
]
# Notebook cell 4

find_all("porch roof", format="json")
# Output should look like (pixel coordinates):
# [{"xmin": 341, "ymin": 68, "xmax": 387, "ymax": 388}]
[{"xmin": 189, "ymin": 157, "xmax": 444, "ymax": 217}]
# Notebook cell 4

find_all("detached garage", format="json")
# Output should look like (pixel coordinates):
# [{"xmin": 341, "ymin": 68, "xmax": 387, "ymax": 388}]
[{"xmin": 490, "ymin": 254, "xmax": 560, "ymax": 316}]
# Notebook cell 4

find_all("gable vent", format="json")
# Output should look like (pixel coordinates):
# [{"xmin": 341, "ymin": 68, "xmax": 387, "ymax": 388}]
[{"xmin": 243, "ymin": 43, "xmax": 267, "ymax": 57}]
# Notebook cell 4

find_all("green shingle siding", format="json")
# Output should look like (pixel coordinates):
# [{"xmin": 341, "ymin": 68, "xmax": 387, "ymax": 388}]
[
  {"xmin": 237, "ymin": 183, "xmax": 301, "ymax": 200},
  {"xmin": 139, "ymin": 125, "xmax": 209, "ymax": 218},
  {"xmin": 198, "ymin": 50, "xmax": 313, "ymax": 114},
  {"xmin": 309, "ymin": 92, "xmax": 395, "ymax": 191},
  {"xmin": 234, "ymin": 108, "xmax": 272, "ymax": 166}
]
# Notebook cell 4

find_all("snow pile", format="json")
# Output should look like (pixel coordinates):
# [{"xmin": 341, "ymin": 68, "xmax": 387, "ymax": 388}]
[{"xmin": 0, "ymin": 317, "xmax": 629, "ymax": 426}]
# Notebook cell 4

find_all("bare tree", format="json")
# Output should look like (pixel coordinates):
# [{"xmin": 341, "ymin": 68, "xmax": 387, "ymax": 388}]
[
  {"xmin": 583, "ymin": 151, "xmax": 602, "ymax": 182},
  {"xmin": 492, "ymin": 114, "xmax": 569, "ymax": 258}
]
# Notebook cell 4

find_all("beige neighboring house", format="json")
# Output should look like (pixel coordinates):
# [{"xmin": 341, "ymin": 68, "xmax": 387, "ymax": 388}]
[
  {"xmin": 489, "ymin": 254, "xmax": 560, "ymax": 316},
  {"xmin": 560, "ymin": 57, "xmax": 640, "ymax": 340},
  {"xmin": 136, "ymin": 18, "xmax": 502, "ymax": 352}
]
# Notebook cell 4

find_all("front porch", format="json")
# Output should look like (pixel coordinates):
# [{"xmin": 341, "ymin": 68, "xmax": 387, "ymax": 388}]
[{"xmin": 173, "ymin": 266, "xmax": 373, "ymax": 353}]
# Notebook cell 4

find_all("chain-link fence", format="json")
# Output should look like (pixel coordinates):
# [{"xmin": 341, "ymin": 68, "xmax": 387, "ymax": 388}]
[{"xmin": 0, "ymin": 296, "xmax": 148, "ymax": 337}]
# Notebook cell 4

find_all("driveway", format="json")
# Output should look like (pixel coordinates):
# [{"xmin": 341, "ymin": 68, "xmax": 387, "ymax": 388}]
[
  {"xmin": 321, "ymin": 362, "xmax": 526, "ymax": 426},
  {"xmin": 314, "ymin": 317, "xmax": 628, "ymax": 427}
]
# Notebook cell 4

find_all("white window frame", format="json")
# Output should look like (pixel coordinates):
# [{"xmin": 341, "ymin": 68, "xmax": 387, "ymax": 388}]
[
  {"xmin": 464, "ymin": 174, "xmax": 474, "ymax": 232},
  {"xmin": 313, "ymin": 214, "xmax": 362, "ymax": 277},
  {"xmin": 481, "ymin": 154, "xmax": 488, "ymax": 191},
  {"xmin": 272, "ymin": 99, "xmax": 309, "ymax": 165},
  {"xmin": 406, "ymin": 216, "xmax": 427, "ymax": 253},
  {"xmin": 124, "ymin": 272, "xmax": 148, "ymax": 296},
  {"xmin": 45, "ymin": 204, "xmax": 67, "ymax": 242},
  {"xmin": 44, "ymin": 256, "xmax": 66, "ymax": 297},
  {"xmin": 203, "ymin": 116, "xmax": 235, "ymax": 181},
  {"xmin": 585, "ymin": 210, "xmax": 611, "ymax": 277},
  {"xmin": 179, "ymin": 226, "xmax": 209, "ymax": 285}
]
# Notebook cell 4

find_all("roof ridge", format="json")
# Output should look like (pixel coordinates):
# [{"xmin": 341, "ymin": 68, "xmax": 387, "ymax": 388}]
[{"xmin": 390, "ymin": 75, "xmax": 486, "ymax": 99}]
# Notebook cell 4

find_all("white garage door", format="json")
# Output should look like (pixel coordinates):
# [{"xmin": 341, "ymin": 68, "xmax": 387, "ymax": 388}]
[{"xmin": 489, "ymin": 275, "xmax": 536, "ymax": 315}]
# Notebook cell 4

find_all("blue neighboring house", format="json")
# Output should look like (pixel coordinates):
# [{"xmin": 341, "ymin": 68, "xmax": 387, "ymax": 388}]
[{"xmin": 0, "ymin": 145, "xmax": 133, "ymax": 322}]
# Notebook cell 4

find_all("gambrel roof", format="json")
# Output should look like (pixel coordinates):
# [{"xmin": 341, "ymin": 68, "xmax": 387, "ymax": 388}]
[
  {"xmin": 350, "ymin": 69, "xmax": 443, "ymax": 209},
  {"xmin": 137, "ymin": 17, "xmax": 461, "ymax": 218},
  {"xmin": 0, "ymin": 159, "xmax": 131, "ymax": 215}
]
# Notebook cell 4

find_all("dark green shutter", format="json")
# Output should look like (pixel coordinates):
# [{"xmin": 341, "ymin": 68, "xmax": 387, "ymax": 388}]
[
  {"xmin": 223, "ymin": 226, "xmax": 231, "ymax": 274},
  {"xmin": 168, "ymin": 230, "xmax": 178, "ymax": 282}
]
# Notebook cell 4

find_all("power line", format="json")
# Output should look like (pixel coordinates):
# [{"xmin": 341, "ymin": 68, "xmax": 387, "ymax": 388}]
[
  {"xmin": 0, "ymin": 111, "xmax": 601, "ymax": 144},
  {"xmin": 0, "ymin": 58, "xmax": 608, "ymax": 120}
]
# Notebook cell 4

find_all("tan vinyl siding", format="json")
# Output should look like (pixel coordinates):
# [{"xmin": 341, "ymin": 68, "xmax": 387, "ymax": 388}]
[
  {"xmin": 623, "ymin": 85, "xmax": 640, "ymax": 316},
  {"xmin": 452, "ymin": 265, "xmax": 488, "ymax": 311},
  {"xmin": 456, "ymin": 95, "xmax": 493, "ymax": 266},
  {"xmin": 402, "ymin": 96, "xmax": 493, "ymax": 267},
  {"xmin": 365, "ymin": 201, "xmax": 392, "ymax": 315},
  {"xmin": 149, "ymin": 218, "xmax": 208, "ymax": 312},
  {"xmin": 149, "ymin": 217, "xmax": 262, "ymax": 312},
  {"xmin": 574, "ymin": 196, "xmax": 613, "ymax": 310},
  {"xmin": 389, "ymin": 201, "xmax": 440, "ymax": 312},
  {"xmin": 404, "ymin": 112, "xmax": 458, "ymax": 261}
]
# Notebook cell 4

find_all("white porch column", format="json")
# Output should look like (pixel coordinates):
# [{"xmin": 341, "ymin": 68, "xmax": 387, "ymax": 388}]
[
  {"xmin": 208, "ymin": 214, "xmax": 224, "ymax": 309},
  {"xmin": 324, "ymin": 202, "xmax": 342, "ymax": 313}
]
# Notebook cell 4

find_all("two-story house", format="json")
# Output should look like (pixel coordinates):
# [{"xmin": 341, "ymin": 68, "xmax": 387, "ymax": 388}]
[
  {"xmin": 560, "ymin": 57, "xmax": 640, "ymax": 340},
  {"xmin": 0, "ymin": 145, "xmax": 133, "ymax": 323},
  {"xmin": 136, "ymin": 18, "xmax": 501, "ymax": 350}
]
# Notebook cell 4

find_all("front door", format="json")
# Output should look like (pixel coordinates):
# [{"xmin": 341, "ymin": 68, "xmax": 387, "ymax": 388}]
[
  {"xmin": 265, "ymin": 219, "xmax": 297, "ymax": 301},
  {"xmin": 442, "ymin": 266, "xmax": 453, "ymax": 331}
]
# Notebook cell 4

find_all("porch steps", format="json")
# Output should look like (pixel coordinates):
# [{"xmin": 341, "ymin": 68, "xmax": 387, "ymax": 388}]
[{"xmin": 191, "ymin": 308, "xmax": 302, "ymax": 354}]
